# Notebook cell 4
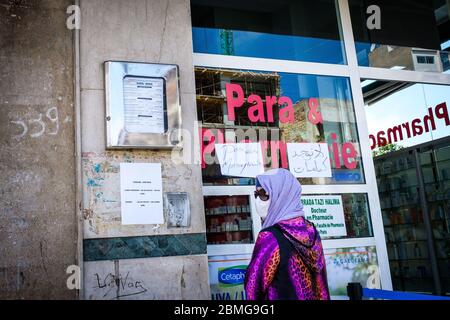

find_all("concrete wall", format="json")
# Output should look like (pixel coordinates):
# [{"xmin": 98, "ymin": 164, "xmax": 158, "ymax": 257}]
[
  {"xmin": 79, "ymin": 0, "xmax": 209, "ymax": 299},
  {"xmin": 0, "ymin": 0, "xmax": 77, "ymax": 299}
]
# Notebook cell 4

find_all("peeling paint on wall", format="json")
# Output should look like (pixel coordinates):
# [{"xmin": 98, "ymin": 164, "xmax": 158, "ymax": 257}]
[{"xmin": 82, "ymin": 151, "xmax": 205, "ymax": 239}]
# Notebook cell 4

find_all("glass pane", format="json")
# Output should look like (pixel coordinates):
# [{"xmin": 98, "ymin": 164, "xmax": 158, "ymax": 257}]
[
  {"xmin": 197, "ymin": 67, "xmax": 365, "ymax": 185},
  {"xmin": 325, "ymin": 246, "xmax": 380, "ymax": 296},
  {"xmin": 371, "ymin": 110, "xmax": 435, "ymax": 294},
  {"xmin": 364, "ymin": 81, "xmax": 450, "ymax": 153},
  {"xmin": 204, "ymin": 195, "xmax": 254, "ymax": 245},
  {"xmin": 336, "ymin": 193, "xmax": 373, "ymax": 239},
  {"xmin": 377, "ymin": 160, "xmax": 435, "ymax": 293},
  {"xmin": 366, "ymin": 78, "xmax": 450, "ymax": 294},
  {"xmin": 191, "ymin": 0, "xmax": 347, "ymax": 64},
  {"xmin": 420, "ymin": 144, "xmax": 450, "ymax": 295},
  {"xmin": 349, "ymin": 0, "xmax": 450, "ymax": 73}
]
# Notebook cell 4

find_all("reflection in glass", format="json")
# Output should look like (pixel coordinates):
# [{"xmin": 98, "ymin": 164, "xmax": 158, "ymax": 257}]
[
  {"xmin": 364, "ymin": 80, "xmax": 450, "ymax": 153},
  {"xmin": 196, "ymin": 67, "xmax": 364, "ymax": 185},
  {"xmin": 375, "ymin": 151, "xmax": 435, "ymax": 293},
  {"xmin": 368, "ymin": 79, "xmax": 450, "ymax": 294},
  {"xmin": 204, "ymin": 195, "xmax": 254, "ymax": 245},
  {"xmin": 349, "ymin": 0, "xmax": 450, "ymax": 73},
  {"xmin": 191, "ymin": 0, "xmax": 346, "ymax": 64},
  {"xmin": 334, "ymin": 193, "xmax": 373, "ymax": 239},
  {"xmin": 420, "ymin": 143, "xmax": 450, "ymax": 294}
]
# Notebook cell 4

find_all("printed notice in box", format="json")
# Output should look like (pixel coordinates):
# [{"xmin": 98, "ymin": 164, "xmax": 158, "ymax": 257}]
[
  {"xmin": 120, "ymin": 163, "xmax": 164, "ymax": 225},
  {"xmin": 215, "ymin": 143, "xmax": 264, "ymax": 178},
  {"xmin": 301, "ymin": 195, "xmax": 346, "ymax": 238},
  {"xmin": 287, "ymin": 143, "xmax": 332, "ymax": 177},
  {"xmin": 123, "ymin": 76, "xmax": 165, "ymax": 134}
]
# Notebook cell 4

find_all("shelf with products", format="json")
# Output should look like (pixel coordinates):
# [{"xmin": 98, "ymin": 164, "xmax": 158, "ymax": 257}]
[
  {"xmin": 380, "ymin": 202, "xmax": 421, "ymax": 211},
  {"xmin": 390, "ymin": 262, "xmax": 432, "ymax": 278},
  {"xmin": 376, "ymin": 167, "xmax": 417, "ymax": 179},
  {"xmin": 420, "ymin": 157, "xmax": 450, "ymax": 168},
  {"xmin": 423, "ymin": 178, "xmax": 450, "ymax": 187},
  {"xmin": 386, "ymin": 239, "xmax": 428, "ymax": 245},
  {"xmin": 206, "ymin": 231, "xmax": 253, "ymax": 245},
  {"xmin": 204, "ymin": 195, "xmax": 254, "ymax": 245},
  {"xmin": 205, "ymin": 212, "xmax": 252, "ymax": 217},
  {"xmin": 207, "ymin": 229, "xmax": 252, "ymax": 234},
  {"xmin": 382, "ymin": 208, "xmax": 424, "ymax": 227},
  {"xmin": 384, "ymin": 220, "xmax": 425, "ymax": 228},
  {"xmin": 427, "ymin": 198, "xmax": 450, "ymax": 206},
  {"xmin": 389, "ymin": 258, "xmax": 430, "ymax": 262},
  {"xmin": 431, "ymin": 216, "xmax": 450, "ymax": 222},
  {"xmin": 378, "ymin": 185, "xmax": 419, "ymax": 195},
  {"xmin": 392, "ymin": 276, "xmax": 434, "ymax": 280},
  {"xmin": 207, "ymin": 217, "xmax": 253, "ymax": 234}
]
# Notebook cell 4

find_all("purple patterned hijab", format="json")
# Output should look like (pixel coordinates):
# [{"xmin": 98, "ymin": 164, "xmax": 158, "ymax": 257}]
[{"xmin": 256, "ymin": 168, "xmax": 305, "ymax": 229}]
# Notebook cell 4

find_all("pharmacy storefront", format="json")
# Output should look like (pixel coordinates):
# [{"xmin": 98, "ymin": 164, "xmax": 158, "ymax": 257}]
[{"xmin": 190, "ymin": 0, "xmax": 450, "ymax": 299}]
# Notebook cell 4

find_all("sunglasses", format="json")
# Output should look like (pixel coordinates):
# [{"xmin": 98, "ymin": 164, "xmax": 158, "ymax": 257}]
[{"xmin": 254, "ymin": 189, "xmax": 269, "ymax": 201}]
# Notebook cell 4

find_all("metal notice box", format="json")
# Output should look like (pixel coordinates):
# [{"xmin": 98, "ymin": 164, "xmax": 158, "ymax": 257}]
[{"xmin": 105, "ymin": 61, "xmax": 181, "ymax": 149}]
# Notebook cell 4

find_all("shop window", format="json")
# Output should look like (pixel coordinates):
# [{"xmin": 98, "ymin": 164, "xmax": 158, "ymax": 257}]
[
  {"xmin": 204, "ymin": 195, "xmax": 254, "ymax": 245},
  {"xmin": 197, "ymin": 67, "xmax": 365, "ymax": 186},
  {"xmin": 191, "ymin": 0, "xmax": 347, "ymax": 64},
  {"xmin": 349, "ymin": 0, "xmax": 450, "ymax": 73},
  {"xmin": 319, "ymin": 193, "xmax": 373, "ymax": 239},
  {"xmin": 420, "ymin": 143, "xmax": 450, "ymax": 295},
  {"xmin": 366, "ymin": 79, "xmax": 450, "ymax": 294},
  {"xmin": 364, "ymin": 80, "xmax": 450, "ymax": 153}
]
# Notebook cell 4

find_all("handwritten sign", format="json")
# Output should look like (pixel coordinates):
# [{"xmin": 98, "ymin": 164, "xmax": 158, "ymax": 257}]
[
  {"xmin": 215, "ymin": 143, "xmax": 264, "ymax": 178},
  {"xmin": 287, "ymin": 143, "xmax": 332, "ymax": 177},
  {"xmin": 302, "ymin": 195, "xmax": 346, "ymax": 238},
  {"xmin": 120, "ymin": 163, "xmax": 164, "ymax": 225}
]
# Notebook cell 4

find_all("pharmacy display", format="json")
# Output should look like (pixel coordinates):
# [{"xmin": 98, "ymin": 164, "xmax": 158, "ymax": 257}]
[
  {"xmin": 205, "ymin": 195, "xmax": 253, "ymax": 245},
  {"xmin": 120, "ymin": 163, "xmax": 164, "ymax": 225},
  {"xmin": 105, "ymin": 61, "xmax": 181, "ymax": 149},
  {"xmin": 301, "ymin": 195, "xmax": 347, "ymax": 238}
]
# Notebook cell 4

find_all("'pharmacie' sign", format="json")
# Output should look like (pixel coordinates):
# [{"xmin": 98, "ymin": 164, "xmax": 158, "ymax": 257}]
[
  {"xmin": 200, "ymin": 83, "xmax": 360, "ymax": 175},
  {"xmin": 369, "ymin": 102, "xmax": 449, "ymax": 149}
]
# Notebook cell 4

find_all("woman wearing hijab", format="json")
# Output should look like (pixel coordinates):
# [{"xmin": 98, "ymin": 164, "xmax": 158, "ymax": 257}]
[{"xmin": 244, "ymin": 168, "xmax": 330, "ymax": 300}]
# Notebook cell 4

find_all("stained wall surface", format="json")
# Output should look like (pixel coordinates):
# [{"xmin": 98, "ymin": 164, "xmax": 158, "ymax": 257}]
[
  {"xmin": 0, "ymin": 0, "xmax": 77, "ymax": 299},
  {"xmin": 79, "ymin": 0, "xmax": 209, "ymax": 299}
]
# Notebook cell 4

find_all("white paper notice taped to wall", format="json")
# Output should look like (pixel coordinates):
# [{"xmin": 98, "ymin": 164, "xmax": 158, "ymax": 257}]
[
  {"xmin": 120, "ymin": 163, "xmax": 164, "ymax": 225},
  {"xmin": 287, "ymin": 143, "xmax": 332, "ymax": 177},
  {"xmin": 215, "ymin": 143, "xmax": 264, "ymax": 178}
]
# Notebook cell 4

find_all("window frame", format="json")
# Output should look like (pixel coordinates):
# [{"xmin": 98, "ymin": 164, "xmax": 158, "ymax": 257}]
[{"xmin": 193, "ymin": 0, "xmax": 450, "ymax": 292}]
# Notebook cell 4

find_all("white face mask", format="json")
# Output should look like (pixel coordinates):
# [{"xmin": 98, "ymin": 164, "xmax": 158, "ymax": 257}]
[{"xmin": 255, "ymin": 197, "xmax": 271, "ymax": 220}]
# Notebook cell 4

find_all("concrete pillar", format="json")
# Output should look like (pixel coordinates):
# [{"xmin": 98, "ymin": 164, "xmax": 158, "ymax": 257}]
[
  {"xmin": 79, "ymin": 0, "xmax": 210, "ymax": 299},
  {"xmin": 0, "ymin": 0, "xmax": 77, "ymax": 299}
]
